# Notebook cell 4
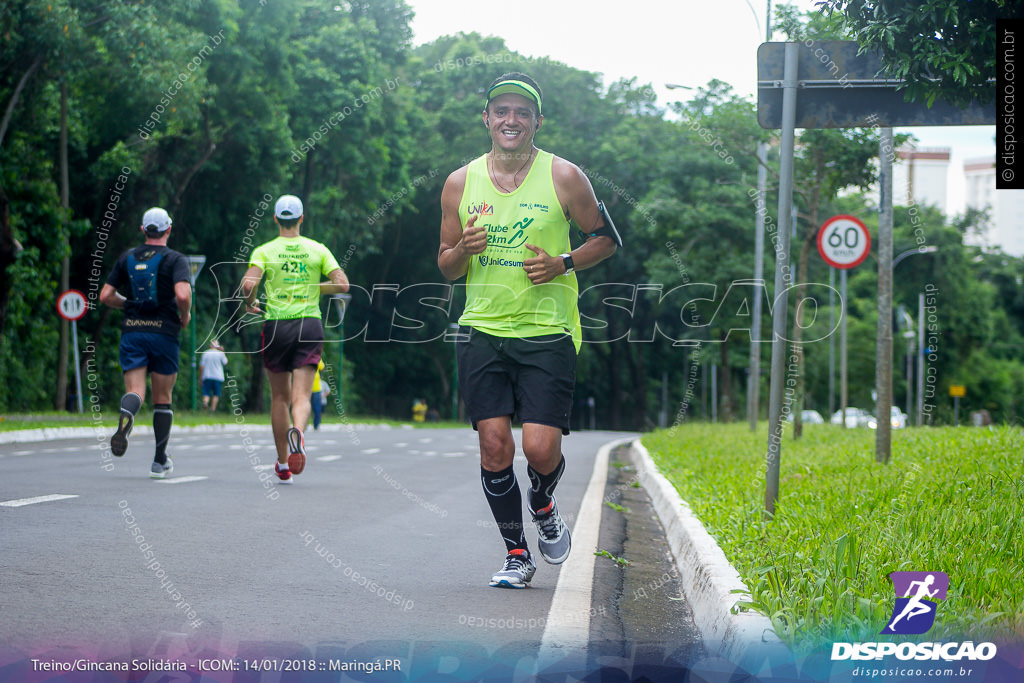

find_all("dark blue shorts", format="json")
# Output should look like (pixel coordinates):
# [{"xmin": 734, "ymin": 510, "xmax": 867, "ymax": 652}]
[
  {"xmin": 119, "ymin": 332, "xmax": 181, "ymax": 375},
  {"xmin": 202, "ymin": 378, "xmax": 223, "ymax": 397}
]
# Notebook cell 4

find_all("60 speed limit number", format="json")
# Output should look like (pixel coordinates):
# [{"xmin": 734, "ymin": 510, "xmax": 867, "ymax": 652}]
[{"xmin": 816, "ymin": 214, "xmax": 871, "ymax": 270}]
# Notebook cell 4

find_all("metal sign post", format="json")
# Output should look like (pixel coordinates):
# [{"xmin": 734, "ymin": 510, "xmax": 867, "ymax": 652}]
[
  {"xmin": 950, "ymin": 385, "xmax": 966, "ymax": 426},
  {"xmin": 186, "ymin": 255, "xmax": 207, "ymax": 412},
  {"xmin": 817, "ymin": 215, "xmax": 871, "ymax": 432},
  {"xmin": 332, "ymin": 294, "xmax": 353, "ymax": 412},
  {"xmin": 763, "ymin": 41, "xmax": 799, "ymax": 518},
  {"xmin": 876, "ymin": 128, "xmax": 895, "ymax": 463},
  {"xmin": 757, "ymin": 41, "xmax": 994, "ymax": 501}
]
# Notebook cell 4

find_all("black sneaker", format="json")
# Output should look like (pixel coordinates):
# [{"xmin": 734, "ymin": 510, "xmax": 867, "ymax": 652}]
[
  {"xmin": 111, "ymin": 392, "xmax": 142, "ymax": 457},
  {"xmin": 489, "ymin": 549, "xmax": 537, "ymax": 589},
  {"xmin": 532, "ymin": 499, "xmax": 571, "ymax": 564}
]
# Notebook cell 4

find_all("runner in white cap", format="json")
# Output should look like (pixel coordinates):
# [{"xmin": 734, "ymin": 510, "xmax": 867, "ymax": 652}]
[
  {"xmin": 240, "ymin": 195, "xmax": 349, "ymax": 484},
  {"xmin": 99, "ymin": 207, "xmax": 192, "ymax": 478}
]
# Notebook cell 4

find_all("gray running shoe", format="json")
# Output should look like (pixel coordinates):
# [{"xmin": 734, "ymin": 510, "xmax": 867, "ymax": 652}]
[
  {"xmin": 489, "ymin": 549, "xmax": 536, "ymax": 588},
  {"xmin": 111, "ymin": 392, "xmax": 142, "ymax": 457},
  {"xmin": 532, "ymin": 499, "xmax": 571, "ymax": 564},
  {"xmin": 150, "ymin": 457, "xmax": 173, "ymax": 479}
]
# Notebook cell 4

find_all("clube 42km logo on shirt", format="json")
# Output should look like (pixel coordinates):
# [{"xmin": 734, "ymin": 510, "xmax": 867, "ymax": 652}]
[{"xmin": 831, "ymin": 572, "xmax": 997, "ymax": 662}]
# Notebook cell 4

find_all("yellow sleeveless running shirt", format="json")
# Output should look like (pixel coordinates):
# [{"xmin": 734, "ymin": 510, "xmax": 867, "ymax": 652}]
[{"xmin": 457, "ymin": 149, "xmax": 580, "ymax": 351}]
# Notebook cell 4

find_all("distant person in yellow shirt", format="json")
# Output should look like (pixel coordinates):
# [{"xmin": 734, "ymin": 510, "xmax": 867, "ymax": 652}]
[{"xmin": 311, "ymin": 359, "xmax": 326, "ymax": 430}]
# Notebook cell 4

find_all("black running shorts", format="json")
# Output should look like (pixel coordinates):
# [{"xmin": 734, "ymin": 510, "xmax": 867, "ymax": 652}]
[
  {"xmin": 456, "ymin": 327, "xmax": 576, "ymax": 435},
  {"xmin": 261, "ymin": 318, "xmax": 324, "ymax": 373}
]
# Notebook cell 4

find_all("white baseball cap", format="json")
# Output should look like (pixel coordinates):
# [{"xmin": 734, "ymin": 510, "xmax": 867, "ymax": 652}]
[
  {"xmin": 141, "ymin": 207, "xmax": 172, "ymax": 233},
  {"xmin": 275, "ymin": 195, "xmax": 303, "ymax": 220}
]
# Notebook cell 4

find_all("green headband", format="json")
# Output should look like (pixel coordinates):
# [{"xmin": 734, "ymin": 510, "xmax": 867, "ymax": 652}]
[{"xmin": 485, "ymin": 80, "xmax": 542, "ymax": 116}]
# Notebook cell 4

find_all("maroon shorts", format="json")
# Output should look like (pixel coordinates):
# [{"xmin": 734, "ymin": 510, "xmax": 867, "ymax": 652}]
[{"xmin": 261, "ymin": 318, "xmax": 323, "ymax": 373}]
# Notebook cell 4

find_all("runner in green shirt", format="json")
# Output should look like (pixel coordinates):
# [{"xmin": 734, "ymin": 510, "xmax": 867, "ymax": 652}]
[
  {"xmin": 241, "ymin": 194, "xmax": 349, "ymax": 484},
  {"xmin": 438, "ymin": 72, "xmax": 617, "ymax": 588}
]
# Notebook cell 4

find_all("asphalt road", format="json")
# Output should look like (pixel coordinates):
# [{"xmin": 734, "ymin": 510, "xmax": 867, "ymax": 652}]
[{"xmin": 1, "ymin": 423, "xmax": 656, "ymax": 676}]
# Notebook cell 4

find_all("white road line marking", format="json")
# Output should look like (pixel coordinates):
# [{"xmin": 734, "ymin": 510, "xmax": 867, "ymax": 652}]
[
  {"xmin": 11, "ymin": 450, "xmax": 32, "ymax": 456},
  {"xmin": 154, "ymin": 476, "xmax": 208, "ymax": 485},
  {"xmin": 443, "ymin": 452, "xmax": 466, "ymax": 457},
  {"xmin": 361, "ymin": 448, "xmax": 381, "ymax": 454},
  {"xmin": 417, "ymin": 437, "xmax": 432, "ymax": 443},
  {"xmin": 394, "ymin": 442, "xmax": 408, "ymax": 447},
  {"xmin": 317, "ymin": 455, "xmax": 342, "ymax": 462},
  {"xmin": 1, "ymin": 494, "xmax": 79, "ymax": 508},
  {"xmin": 253, "ymin": 465, "xmax": 275, "ymax": 471}
]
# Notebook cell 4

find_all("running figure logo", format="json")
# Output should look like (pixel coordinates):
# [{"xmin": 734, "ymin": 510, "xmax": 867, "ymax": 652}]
[{"xmin": 882, "ymin": 571, "xmax": 949, "ymax": 635}]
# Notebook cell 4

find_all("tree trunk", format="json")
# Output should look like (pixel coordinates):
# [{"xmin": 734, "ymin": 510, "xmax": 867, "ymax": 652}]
[
  {"xmin": 0, "ymin": 183, "xmax": 17, "ymax": 348},
  {"xmin": 719, "ymin": 336, "xmax": 734, "ymax": 422},
  {"xmin": 0, "ymin": 57, "xmax": 43, "ymax": 150},
  {"xmin": 56, "ymin": 79, "xmax": 70, "ymax": 410},
  {"xmin": 302, "ymin": 148, "xmax": 315, "ymax": 211},
  {"xmin": 628, "ymin": 344, "xmax": 647, "ymax": 429},
  {"xmin": 605, "ymin": 344, "xmax": 621, "ymax": 430},
  {"xmin": 172, "ymin": 108, "xmax": 218, "ymax": 212},
  {"xmin": 791, "ymin": 230, "xmax": 817, "ymax": 438}
]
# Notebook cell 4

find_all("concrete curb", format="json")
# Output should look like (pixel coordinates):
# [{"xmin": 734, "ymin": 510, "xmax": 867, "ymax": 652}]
[{"xmin": 629, "ymin": 439, "xmax": 789, "ymax": 669}]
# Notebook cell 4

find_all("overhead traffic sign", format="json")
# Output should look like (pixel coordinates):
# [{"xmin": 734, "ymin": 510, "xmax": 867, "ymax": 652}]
[
  {"xmin": 817, "ymin": 215, "xmax": 871, "ymax": 270},
  {"xmin": 757, "ymin": 41, "xmax": 995, "ymax": 129}
]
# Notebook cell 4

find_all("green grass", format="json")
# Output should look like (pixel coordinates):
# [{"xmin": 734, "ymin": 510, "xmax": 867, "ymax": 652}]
[
  {"xmin": 595, "ymin": 549, "xmax": 630, "ymax": 568},
  {"xmin": 643, "ymin": 423, "xmax": 1024, "ymax": 652}
]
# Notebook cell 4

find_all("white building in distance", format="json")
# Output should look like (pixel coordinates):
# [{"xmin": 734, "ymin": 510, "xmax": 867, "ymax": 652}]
[
  {"xmin": 964, "ymin": 158, "xmax": 1024, "ymax": 257},
  {"xmin": 891, "ymin": 147, "xmax": 951, "ymax": 215}
]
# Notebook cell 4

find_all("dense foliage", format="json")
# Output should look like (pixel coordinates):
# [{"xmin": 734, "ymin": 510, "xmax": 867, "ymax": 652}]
[
  {"xmin": 817, "ymin": 0, "xmax": 1014, "ymax": 107},
  {"xmin": 2, "ymin": 1, "xmax": 1021, "ymax": 428}
]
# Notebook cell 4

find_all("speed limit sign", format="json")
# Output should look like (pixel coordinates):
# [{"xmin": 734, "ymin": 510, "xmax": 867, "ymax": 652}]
[
  {"xmin": 57, "ymin": 289, "xmax": 88, "ymax": 321},
  {"xmin": 817, "ymin": 215, "xmax": 871, "ymax": 269}
]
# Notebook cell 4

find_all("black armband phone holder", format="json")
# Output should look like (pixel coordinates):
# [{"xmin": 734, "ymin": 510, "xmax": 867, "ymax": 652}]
[{"xmin": 577, "ymin": 201, "xmax": 623, "ymax": 248}]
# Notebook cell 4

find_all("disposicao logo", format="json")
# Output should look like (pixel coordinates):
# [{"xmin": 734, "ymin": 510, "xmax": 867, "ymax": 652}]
[
  {"xmin": 831, "ymin": 571, "xmax": 997, "ymax": 663},
  {"xmin": 882, "ymin": 571, "xmax": 948, "ymax": 635}
]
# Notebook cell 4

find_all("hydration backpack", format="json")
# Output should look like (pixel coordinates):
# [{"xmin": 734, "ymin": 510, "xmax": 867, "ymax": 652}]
[{"xmin": 126, "ymin": 249, "xmax": 164, "ymax": 312}]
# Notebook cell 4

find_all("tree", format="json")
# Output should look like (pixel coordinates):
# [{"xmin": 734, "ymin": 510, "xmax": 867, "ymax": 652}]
[{"xmin": 816, "ymin": 0, "xmax": 1016, "ymax": 106}]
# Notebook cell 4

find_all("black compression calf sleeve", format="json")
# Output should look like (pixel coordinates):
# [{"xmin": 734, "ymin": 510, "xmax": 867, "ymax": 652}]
[
  {"xmin": 481, "ymin": 465, "xmax": 527, "ymax": 553},
  {"xmin": 153, "ymin": 404, "xmax": 173, "ymax": 465},
  {"xmin": 527, "ymin": 455, "xmax": 565, "ymax": 513}
]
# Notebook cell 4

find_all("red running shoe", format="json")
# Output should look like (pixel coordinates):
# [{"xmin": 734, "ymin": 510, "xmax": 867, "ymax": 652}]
[{"xmin": 286, "ymin": 427, "xmax": 306, "ymax": 475}]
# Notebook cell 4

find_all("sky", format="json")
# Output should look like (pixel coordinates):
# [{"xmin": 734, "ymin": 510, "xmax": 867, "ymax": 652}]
[{"xmin": 404, "ymin": 0, "xmax": 996, "ymax": 215}]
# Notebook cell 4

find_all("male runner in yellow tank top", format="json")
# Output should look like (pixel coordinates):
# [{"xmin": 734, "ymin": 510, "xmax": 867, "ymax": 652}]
[
  {"xmin": 241, "ymin": 195, "xmax": 349, "ymax": 484},
  {"xmin": 438, "ymin": 72, "xmax": 617, "ymax": 588}
]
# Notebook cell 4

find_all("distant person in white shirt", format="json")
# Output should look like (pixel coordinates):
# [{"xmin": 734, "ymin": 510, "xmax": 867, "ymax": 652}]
[{"xmin": 200, "ymin": 340, "xmax": 228, "ymax": 414}]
